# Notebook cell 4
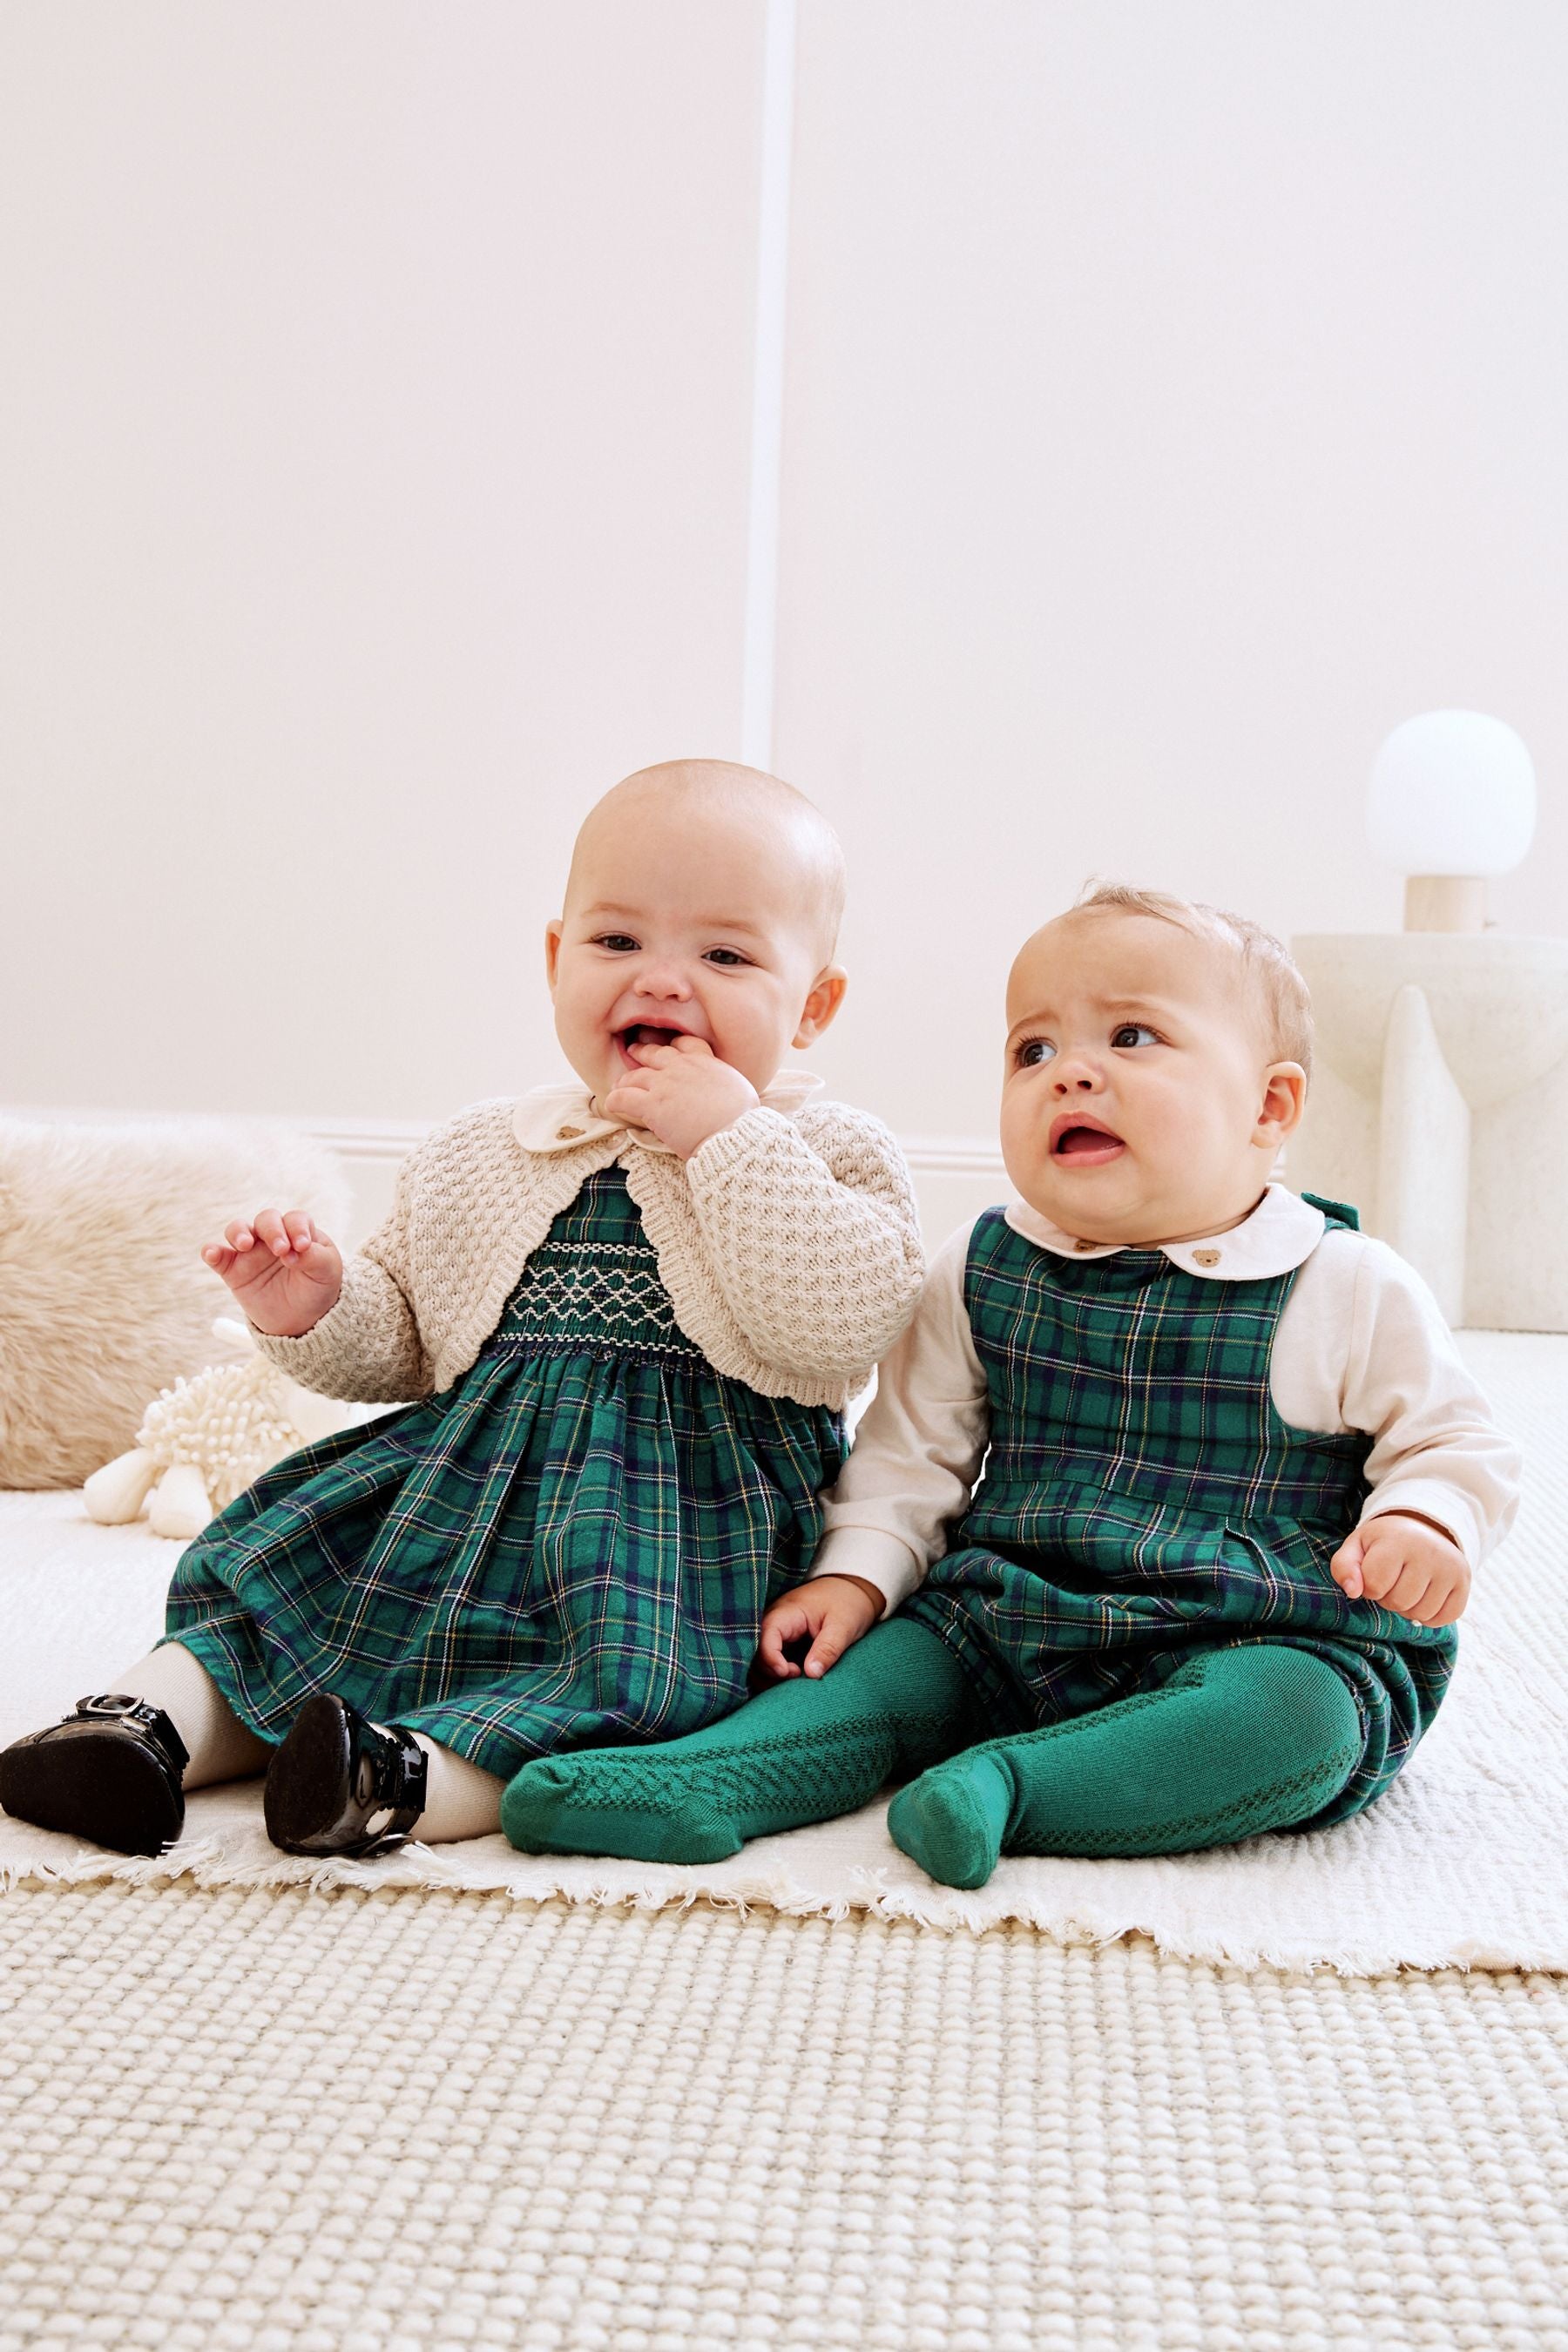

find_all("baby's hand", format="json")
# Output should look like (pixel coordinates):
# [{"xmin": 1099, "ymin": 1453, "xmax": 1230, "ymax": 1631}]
[
  {"xmin": 754, "ymin": 1574, "xmax": 884, "ymax": 1682},
  {"xmin": 201, "ymin": 1209, "xmax": 344, "ymax": 1339},
  {"xmin": 1329, "ymin": 1511, "xmax": 1470, "ymax": 1627},
  {"xmin": 603, "ymin": 1034, "xmax": 759, "ymax": 1159}
]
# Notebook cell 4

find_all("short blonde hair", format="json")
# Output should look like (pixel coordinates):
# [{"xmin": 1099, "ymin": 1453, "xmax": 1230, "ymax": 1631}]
[{"xmin": 1070, "ymin": 881, "xmax": 1314, "ymax": 1078}]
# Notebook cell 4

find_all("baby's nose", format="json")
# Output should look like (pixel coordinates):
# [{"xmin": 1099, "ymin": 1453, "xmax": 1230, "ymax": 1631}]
[{"xmin": 637, "ymin": 965, "xmax": 692, "ymax": 999}]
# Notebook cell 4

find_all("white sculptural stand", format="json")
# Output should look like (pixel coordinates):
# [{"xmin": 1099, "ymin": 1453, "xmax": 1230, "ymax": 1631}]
[{"xmin": 1289, "ymin": 934, "xmax": 1568, "ymax": 1332}]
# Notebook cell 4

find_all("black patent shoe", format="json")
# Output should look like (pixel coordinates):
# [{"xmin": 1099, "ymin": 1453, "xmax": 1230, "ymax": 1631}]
[
  {"xmin": 0, "ymin": 1694, "xmax": 189, "ymax": 1855},
  {"xmin": 263, "ymin": 1692, "xmax": 428, "ymax": 1857}
]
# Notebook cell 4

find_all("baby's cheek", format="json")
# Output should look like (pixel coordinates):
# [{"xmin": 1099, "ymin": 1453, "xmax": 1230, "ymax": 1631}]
[{"xmin": 998, "ymin": 1098, "xmax": 1049, "ymax": 1188}]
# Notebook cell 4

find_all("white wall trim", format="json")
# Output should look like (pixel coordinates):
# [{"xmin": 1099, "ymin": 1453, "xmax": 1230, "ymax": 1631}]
[
  {"xmin": 1, "ymin": 1104, "xmax": 435, "ymax": 1160},
  {"xmin": 896, "ymin": 1135, "xmax": 1008, "ymax": 1178},
  {"xmin": 2, "ymin": 1104, "xmax": 1006, "ymax": 1182},
  {"xmin": 3, "ymin": 1100, "xmax": 1007, "ymax": 1253},
  {"xmin": 738, "ymin": 0, "xmax": 797, "ymax": 772}
]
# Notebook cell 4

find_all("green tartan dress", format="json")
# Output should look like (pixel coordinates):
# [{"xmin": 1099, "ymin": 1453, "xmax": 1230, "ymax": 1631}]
[
  {"xmin": 165, "ymin": 1169, "xmax": 846, "ymax": 1775},
  {"xmin": 903, "ymin": 1206, "xmax": 1456, "ymax": 1825}
]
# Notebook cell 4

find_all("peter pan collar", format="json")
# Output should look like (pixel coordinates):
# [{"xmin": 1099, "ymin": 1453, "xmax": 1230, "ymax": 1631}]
[
  {"xmin": 512, "ymin": 1066, "xmax": 825, "ymax": 1156},
  {"xmin": 1004, "ymin": 1180, "xmax": 1327, "ymax": 1281}
]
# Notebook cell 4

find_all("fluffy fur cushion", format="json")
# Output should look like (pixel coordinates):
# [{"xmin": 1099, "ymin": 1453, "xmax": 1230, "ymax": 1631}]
[{"xmin": 0, "ymin": 1118, "xmax": 351, "ymax": 1488}]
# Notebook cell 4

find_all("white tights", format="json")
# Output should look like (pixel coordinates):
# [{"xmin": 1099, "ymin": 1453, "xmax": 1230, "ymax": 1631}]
[{"xmin": 113, "ymin": 1645, "xmax": 504, "ymax": 1842}]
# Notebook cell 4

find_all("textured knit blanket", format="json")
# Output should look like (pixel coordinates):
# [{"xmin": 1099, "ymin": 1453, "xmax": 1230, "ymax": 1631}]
[{"xmin": 1, "ymin": 1332, "xmax": 1560, "ymax": 1974}]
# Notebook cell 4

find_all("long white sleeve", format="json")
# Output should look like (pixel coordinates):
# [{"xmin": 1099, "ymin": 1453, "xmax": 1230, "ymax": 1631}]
[
  {"xmin": 1268, "ymin": 1231, "xmax": 1520, "ymax": 1569},
  {"xmin": 809, "ymin": 1228, "xmax": 989, "ymax": 1615}
]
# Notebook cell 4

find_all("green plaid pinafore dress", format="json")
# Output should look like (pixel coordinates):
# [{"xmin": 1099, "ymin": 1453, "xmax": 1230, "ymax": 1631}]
[
  {"xmin": 904, "ymin": 1206, "xmax": 1456, "ymax": 1824},
  {"xmin": 165, "ymin": 1168, "xmax": 845, "ymax": 1775}
]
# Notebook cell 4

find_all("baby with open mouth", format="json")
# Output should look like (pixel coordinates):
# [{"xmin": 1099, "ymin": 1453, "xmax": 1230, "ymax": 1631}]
[
  {"xmin": 1, "ymin": 759, "xmax": 919, "ymax": 1862},
  {"xmin": 504, "ymin": 882, "xmax": 1520, "ymax": 1888}
]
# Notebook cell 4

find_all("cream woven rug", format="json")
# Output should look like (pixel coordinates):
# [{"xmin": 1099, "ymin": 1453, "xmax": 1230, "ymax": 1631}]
[
  {"xmin": 2, "ymin": 1881, "xmax": 1567, "ymax": 2349},
  {"xmin": 2, "ymin": 1332, "xmax": 1561, "ymax": 1975}
]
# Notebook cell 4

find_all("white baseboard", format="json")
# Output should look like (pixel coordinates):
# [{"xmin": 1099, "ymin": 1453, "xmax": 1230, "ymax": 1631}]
[{"xmin": 3, "ymin": 1104, "xmax": 1010, "ymax": 1252}]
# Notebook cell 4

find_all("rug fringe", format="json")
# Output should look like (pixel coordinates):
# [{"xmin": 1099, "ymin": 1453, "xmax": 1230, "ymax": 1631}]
[{"xmin": 4, "ymin": 1843, "xmax": 1558, "ymax": 1975}]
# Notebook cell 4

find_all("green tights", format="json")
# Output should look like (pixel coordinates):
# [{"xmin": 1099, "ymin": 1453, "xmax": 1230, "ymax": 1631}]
[{"xmin": 500, "ymin": 1620, "xmax": 1366, "ymax": 1889}]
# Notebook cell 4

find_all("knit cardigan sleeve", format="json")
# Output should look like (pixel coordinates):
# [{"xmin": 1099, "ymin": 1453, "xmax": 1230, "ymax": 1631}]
[
  {"xmin": 249, "ymin": 1141, "xmax": 435, "ymax": 1404},
  {"xmin": 681, "ymin": 1101, "xmax": 925, "ymax": 1384}
]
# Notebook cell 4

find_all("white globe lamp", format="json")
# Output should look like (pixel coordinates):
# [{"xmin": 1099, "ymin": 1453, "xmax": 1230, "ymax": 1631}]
[
  {"xmin": 1294, "ymin": 701, "xmax": 1568, "ymax": 1328},
  {"xmin": 1368, "ymin": 709, "xmax": 1536, "ymax": 932}
]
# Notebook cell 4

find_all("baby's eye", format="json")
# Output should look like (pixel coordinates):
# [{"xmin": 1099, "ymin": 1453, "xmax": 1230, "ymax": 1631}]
[
  {"xmin": 704, "ymin": 948, "xmax": 751, "ymax": 968},
  {"xmin": 1017, "ymin": 1037, "xmax": 1057, "ymax": 1068},
  {"xmin": 1111, "ymin": 1024, "xmax": 1159, "ymax": 1049},
  {"xmin": 593, "ymin": 934, "xmax": 640, "ymax": 953}
]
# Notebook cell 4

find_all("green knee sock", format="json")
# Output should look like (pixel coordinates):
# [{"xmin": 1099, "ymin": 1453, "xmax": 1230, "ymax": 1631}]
[
  {"xmin": 500, "ymin": 1619, "xmax": 982, "ymax": 1864},
  {"xmin": 887, "ymin": 1643, "xmax": 1365, "ymax": 1890}
]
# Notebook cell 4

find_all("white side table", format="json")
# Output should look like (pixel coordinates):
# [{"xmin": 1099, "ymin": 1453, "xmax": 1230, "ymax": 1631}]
[{"xmin": 1289, "ymin": 934, "xmax": 1568, "ymax": 1331}]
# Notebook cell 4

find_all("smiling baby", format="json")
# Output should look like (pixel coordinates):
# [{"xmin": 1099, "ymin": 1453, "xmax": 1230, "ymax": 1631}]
[{"xmin": 2, "ymin": 760, "xmax": 923, "ymax": 1862}]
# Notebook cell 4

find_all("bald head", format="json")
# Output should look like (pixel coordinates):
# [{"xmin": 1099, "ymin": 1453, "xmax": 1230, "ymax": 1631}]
[
  {"xmin": 550, "ymin": 757, "xmax": 849, "ymax": 1105},
  {"xmin": 567, "ymin": 760, "xmax": 847, "ymax": 960}
]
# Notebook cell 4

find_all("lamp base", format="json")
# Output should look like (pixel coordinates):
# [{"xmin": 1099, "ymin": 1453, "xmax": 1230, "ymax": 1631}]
[
  {"xmin": 1403, "ymin": 875, "xmax": 1487, "ymax": 933},
  {"xmin": 1291, "ymin": 931, "xmax": 1568, "ymax": 1329}
]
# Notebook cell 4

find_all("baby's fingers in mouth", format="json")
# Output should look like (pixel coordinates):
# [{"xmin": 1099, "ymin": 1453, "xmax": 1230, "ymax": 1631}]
[{"xmin": 616, "ymin": 1024, "xmax": 691, "ymax": 1064}]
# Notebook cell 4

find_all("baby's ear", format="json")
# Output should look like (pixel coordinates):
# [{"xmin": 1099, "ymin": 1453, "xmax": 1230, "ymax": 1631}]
[
  {"xmin": 544, "ymin": 921, "xmax": 564, "ymax": 993},
  {"xmin": 794, "ymin": 964, "xmax": 848, "ymax": 1047},
  {"xmin": 1258, "ymin": 1061, "xmax": 1308, "ymax": 1145}
]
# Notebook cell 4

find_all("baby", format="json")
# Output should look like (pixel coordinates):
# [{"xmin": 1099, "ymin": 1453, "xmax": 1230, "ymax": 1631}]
[
  {"xmin": 0, "ymin": 760, "xmax": 920, "ymax": 1859},
  {"xmin": 504, "ymin": 884, "xmax": 1520, "ymax": 1887}
]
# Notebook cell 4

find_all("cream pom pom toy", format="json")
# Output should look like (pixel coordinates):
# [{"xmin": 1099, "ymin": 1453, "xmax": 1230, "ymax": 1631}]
[{"xmin": 84, "ymin": 1318, "xmax": 365, "ymax": 1539}]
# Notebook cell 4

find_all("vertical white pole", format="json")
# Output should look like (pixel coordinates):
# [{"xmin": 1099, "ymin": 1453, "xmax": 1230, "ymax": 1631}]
[{"xmin": 739, "ymin": 0, "xmax": 797, "ymax": 774}]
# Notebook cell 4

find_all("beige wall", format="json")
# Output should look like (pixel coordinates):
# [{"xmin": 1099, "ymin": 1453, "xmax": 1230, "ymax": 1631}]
[
  {"xmin": 4, "ymin": 3, "xmax": 1565, "ymax": 1228},
  {"xmin": 1, "ymin": 2, "xmax": 764, "ymax": 1126},
  {"xmin": 784, "ymin": 0, "xmax": 1568, "ymax": 1145}
]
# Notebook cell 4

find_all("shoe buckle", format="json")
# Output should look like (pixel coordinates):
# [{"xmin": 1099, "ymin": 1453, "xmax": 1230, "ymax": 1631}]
[
  {"xmin": 78, "ymin": 1693, "xmax": 152, "ymax": 1723},
  {"xmin": 75, "ymin": 1693, "xmax": 190, "ymax": 1771}
]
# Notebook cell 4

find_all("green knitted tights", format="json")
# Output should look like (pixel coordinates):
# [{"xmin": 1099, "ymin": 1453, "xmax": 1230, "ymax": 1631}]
[
  {"xmin": 888, "ymin": 1640, "xmax": 1366, "ymax": 1889},
  {"xmin": 500, "ymin": 1625, "xmax": 1364, "ymax": 1885},
  {"xmin": 500, "ymin": 1619, "xmax": 983, "ymax": 1864}
]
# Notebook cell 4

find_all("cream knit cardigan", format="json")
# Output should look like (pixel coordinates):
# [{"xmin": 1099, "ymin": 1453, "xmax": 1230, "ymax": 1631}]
[{"xmin": 253, "ymin": 1089, "xmax": 925, "ymax": 1412}]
